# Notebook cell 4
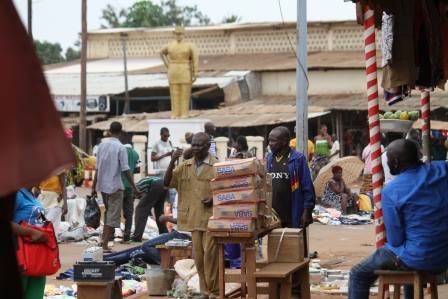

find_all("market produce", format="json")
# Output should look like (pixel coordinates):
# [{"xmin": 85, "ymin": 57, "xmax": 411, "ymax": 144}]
[{"xmin": 380, "ymin": 110, "xmax": 419, "ymax": 121}]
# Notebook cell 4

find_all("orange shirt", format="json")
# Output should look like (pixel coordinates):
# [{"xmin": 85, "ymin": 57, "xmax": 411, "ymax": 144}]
[{"xmin": 40, "ymin": 175, "xmax": 62, "ymax": 194}]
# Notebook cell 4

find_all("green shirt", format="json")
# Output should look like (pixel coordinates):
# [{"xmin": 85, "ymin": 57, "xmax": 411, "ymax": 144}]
[
  {"xmin": 136, "ymin": 176, "xmax": 161, "ymax": 193},
  {"xmin": 121, "ymin": 146, "xmax": 139, "ymax": 189}
]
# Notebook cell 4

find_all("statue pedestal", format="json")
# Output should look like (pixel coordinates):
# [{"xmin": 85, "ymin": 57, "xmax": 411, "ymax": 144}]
[{"xmin": 147, "ymin": 119, "xmax": 210, "ymax": 174}]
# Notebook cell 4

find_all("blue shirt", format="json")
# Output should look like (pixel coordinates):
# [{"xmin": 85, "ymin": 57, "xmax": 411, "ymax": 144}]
[
  {"xmin": 14, "ymin": 188, "xmax": 45, "ymax": 225},
  {"xmin": 96, "ymin": 137, "xmax": 130, "ymax": 194},
  {"xmin": 383, "ymin": 161, "xmax": 448, "ymax": 271}
]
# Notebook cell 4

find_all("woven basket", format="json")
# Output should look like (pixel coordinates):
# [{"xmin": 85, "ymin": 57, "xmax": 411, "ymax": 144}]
[{"xmin": 313, "ymin": 156, "xmax": 364, "ymax": 198}]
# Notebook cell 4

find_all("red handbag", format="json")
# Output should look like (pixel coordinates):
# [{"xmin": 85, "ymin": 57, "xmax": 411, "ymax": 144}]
[{"xmin": 16, "ymin": 221, "xmax": 61, "ymax": 276}]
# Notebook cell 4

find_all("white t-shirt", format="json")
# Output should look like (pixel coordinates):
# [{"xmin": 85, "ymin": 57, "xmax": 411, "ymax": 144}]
[{"xmin": 152, "ymin": 139, "xmax": 173, "ymax": 171}]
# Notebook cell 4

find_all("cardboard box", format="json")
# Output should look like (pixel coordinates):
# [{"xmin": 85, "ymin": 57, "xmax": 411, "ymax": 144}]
[
  {"xmin": 213, "ymin": 188, "xmax": 265, "ymax": 205},
  {"xmin": 74, "ymin": 261, "xmax": 116, "ymax": 282},
  {"xmin": 213, "ymin": 203, "xmax": 259, "ymax": 219},
  {"xmin": 268, "ymin": 228, "xmax": 304, "ymax": 263},
  {"xmin": 265, "ymin": 173, "xmax": 273, "ymax": 193},
  {"xmin": 208, "ymin": 218, "xmax": 256, "ymax": 232},
  {"xmin": 211, "ymin": 175, "xmax": 263, "ymax": 191},
  {"xmin": 213, "ymin": 157, "xmax": 262, "ymax": 179}
]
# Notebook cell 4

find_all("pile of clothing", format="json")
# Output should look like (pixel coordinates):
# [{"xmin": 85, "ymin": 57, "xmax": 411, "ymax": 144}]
[
  {"xmin": 44, "ymin": 284, "xmax": 76, "ymax": 299},
  {"xmin": 359, "ymin": 0, "xmax": 448, "ymax": 104},
  {"xmin": 313, "ymin": 205, "xmax": 373, "ymax": 225}
]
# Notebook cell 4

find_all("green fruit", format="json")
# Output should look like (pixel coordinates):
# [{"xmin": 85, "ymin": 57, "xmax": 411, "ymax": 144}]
[
  {"xmin": 394, "ymin": 111, "xmax": 402, "ymax": 119},
  {"xmin": 384, "ymin": 112, "xmax": 394, "ymax": 119},
  {"xmin": 379, "ymin": 114, "xmax": 384, "ymax": 120},
  {"xmin": 409, "ymin": 111, "xmax": 420, "ymax": 121}
]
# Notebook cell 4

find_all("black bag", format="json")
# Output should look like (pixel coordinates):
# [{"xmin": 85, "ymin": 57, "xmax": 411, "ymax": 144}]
[{"xmin": 84, "ymin": 195, "xmax": 101, "ymax": 229}]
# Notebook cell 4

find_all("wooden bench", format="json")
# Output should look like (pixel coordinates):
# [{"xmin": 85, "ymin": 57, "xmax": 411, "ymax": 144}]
[
  {"xmin": 254, "ymin": 259, "xmax": 310, "ymax": 299},
  {"xmin": 375, "ymin": 270, "xmax": 439, "ymax": 299},
  {"xmin": 155, "ymin": 244, "xmax": 192, "ymax": 270}
]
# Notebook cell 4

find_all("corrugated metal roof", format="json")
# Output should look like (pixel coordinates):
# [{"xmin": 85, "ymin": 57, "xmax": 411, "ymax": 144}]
[
  {"xmin": 87, "ymin": 98, "xmax": 329, "ymax": 132},
  {"xmin": 45, "ymin": 72, "xmax": 243, "ymax": 96}
]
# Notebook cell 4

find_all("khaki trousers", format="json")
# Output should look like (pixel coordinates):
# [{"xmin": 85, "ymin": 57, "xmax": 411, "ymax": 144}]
[
  {"xmin": 191, "ymin": 230, "xmax": 219, "ymax": 295},
  {"xmin": 169, "ymin": 83, "xmax": 192, "ymax": 118}
]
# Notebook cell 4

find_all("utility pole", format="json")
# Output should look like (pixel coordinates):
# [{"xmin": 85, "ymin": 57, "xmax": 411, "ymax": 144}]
[
  {"xmin": 80, "ymin": 0, "xmax": 87, "ymax": 151},
  {"xmin": 121, "ymin": 33, "xmax": 130, "ymax": 114},
  {"xmin": 296, "ymin": 0, "xmax": 309, "ymax": 257},
  {"xmin": 27, "ymin": 0, "xmax": 32, "ymax": 38},
  {"xmin": 296, "ymin": 0, "xmax": 308, "ymax": 158}
]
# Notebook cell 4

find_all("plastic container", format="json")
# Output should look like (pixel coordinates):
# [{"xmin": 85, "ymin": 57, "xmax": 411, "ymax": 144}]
[{"xmin": 145, "ymin": 267, "xmax": 175, "ymax": 296}]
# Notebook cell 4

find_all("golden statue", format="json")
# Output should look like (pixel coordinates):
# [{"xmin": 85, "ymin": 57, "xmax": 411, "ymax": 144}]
[{"xmin": 160, "ymin": 27, "xmax": 199, "ymax": 119}]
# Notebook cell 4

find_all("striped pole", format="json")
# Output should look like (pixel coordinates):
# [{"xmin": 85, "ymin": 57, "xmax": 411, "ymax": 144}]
[
  {"xmin": 363, "ymin": 6, "xmax": 385, "ymax": 248},
  {"xmin": 420, "ymin": 89, "xmax": 431, "ymax": 162}
]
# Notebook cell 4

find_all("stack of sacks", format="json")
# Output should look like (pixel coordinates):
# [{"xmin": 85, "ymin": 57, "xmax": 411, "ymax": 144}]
[{"xmin": 208, "ymin": 157, "xmax": 273, "ymax": 232}]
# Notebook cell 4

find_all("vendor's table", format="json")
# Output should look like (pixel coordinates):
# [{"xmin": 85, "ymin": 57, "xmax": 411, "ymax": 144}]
[
  {"xmin": 209, "ymin": 226, "xmax": 278, "ymax": 299},
  {"xmin": 155, "ymin": 244, "xmax": 192, "ymax": 270}
]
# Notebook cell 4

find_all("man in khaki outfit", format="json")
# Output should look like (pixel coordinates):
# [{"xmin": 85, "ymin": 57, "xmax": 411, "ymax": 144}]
[{"xmin": 164, "ymin": 132, "xmax": 218, "ymax": 297}]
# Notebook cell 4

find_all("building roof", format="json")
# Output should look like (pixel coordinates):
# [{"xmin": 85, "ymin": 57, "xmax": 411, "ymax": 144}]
[
  {"xmin": 45, "ymin": 71, "xmax": 247, "ymax": 96},
  {"xmin": 413, "ymin": 119, "xmax": 448, "ymax": 131},
  {"xmin": 87, "ymin": 97, "xmax": 329, "ymax": 132},
  {"xmin": 87, "ymin": 21, "xmax": 358, "ymax": 36}
]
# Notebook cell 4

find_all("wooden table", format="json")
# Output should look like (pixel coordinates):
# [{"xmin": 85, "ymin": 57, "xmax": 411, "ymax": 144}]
[
  {"xmin": 155, "ymin": 244, "xmax": 192, "ymax": 270},
  {"xmin": 209, "ymin": 227, "xmax": 277, "ymax": 299}
]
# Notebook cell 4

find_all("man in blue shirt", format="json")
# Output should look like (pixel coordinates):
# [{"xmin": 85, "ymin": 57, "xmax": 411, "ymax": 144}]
[{"xmin": 349, "ymin": 139, "xmax": 448, "ymax": 299}]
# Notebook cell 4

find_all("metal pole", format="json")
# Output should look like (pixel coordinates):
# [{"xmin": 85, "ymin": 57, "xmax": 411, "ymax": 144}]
[
  {"xmin": 79, "ymin": 0, "xmax": 87, "ymax": 151},
  {"xmin": 121, "ymin": 33, "xmax": 130, "ymax": 115},
  {"xmin": 420, "ymin": 89, "xmax": 431, "ymax": 162},
  {"xmin": 27, "ymin": 0, "xmax": 32, "ymax": 38},
  {"xmin": 295, "ymin": 0, "xmax": 308, "ymax": 158},
  {"xmin": 296, "ymin": 0, "xmax": 309, "ymax": 257},
  {"xmin": 363, "ymin": 6, "xmax": 385, "ymax": 248}
]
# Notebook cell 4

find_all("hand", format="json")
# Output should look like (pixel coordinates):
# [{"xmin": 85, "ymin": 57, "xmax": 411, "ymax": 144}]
[
  {"xmin": 159, "ymin": 215, "xmax": 170, "ymax": 224},
  {"xmin": 301, "ymin": 209, "xmax": 313, "ymax": 227},
  {"xmin": 165, "ymin": 151, "xmax": 174, "ymax": 158},
  {"xmin": 201, "ymin": 197, "xmax": 213, "ymax": 207},
  {"xmin": 29, "ymin": 229, "xmax": 48, "ymax": 243},
  {"xmin": 172, "ymin": 148, "xmax": 184, "ymax": 162}
]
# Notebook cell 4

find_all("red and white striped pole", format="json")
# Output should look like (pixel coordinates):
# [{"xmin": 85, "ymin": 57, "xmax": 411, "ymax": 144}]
[
  {"xmin": 420, "ymin": 89, "xmax": 431, "ymax": 162},
  {"xmin": 363, "ymin": 6, "xmax": 385, "ymax": 248}
]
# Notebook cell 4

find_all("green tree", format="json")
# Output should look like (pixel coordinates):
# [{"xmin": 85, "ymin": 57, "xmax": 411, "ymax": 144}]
[
  {"xmin": 101, "ymin": 0, "xmax": 210, "ymax": 28},
  {"xmin": 34, "ymin": 40, "xmax": 64, "ymax": 65},
  {"xmin": 65, "ymin": 47, "xmax": 80, "ymax": 61},
  {"xmin": 222, "ymin": 15, "xmax": 242, "ymax": 23}
]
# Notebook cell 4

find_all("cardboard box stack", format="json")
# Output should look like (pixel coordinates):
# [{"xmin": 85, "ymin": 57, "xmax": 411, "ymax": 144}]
[{"xmin": 208, "ymin": 157, "xmax": 273, "ymax": 233}]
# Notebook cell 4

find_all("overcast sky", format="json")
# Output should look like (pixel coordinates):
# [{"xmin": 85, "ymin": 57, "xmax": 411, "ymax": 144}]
[{"xmin": 13, "ymin": 0, "xmax": 355, "ymax": 49}]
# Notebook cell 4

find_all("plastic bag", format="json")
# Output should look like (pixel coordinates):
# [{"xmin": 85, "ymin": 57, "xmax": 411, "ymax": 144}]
[{"xmin": 84, "ymin": 195, "xmax": 100, "ymax": 229}]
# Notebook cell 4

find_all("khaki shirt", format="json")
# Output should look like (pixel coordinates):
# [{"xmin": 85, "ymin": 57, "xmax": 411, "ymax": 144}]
[
  {"xmin": 161, "ymin": 41, "xmax": 199, "ymax": 84},
  {"xmin": 169, "ymin": 155, "xmax": 216, "ymax": 231}
]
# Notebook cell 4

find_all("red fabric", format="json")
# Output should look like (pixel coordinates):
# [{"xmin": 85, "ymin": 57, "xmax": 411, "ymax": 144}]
[
  {"xmin": 0, "ymin": 0, "xmax": 74, "ymax": 196},
  {"xmin": 16, "ymin": 222, "xmax": 61, "ymax": 276}
]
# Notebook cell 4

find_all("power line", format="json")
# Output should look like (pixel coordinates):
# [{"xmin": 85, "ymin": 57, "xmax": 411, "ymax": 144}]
[{"xmin": 277, "ymin": 0, "xmax": 309, "ymax": 89}]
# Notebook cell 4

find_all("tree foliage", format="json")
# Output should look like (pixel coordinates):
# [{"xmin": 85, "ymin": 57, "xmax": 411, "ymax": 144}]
[
  {"xmin": 101, "ymin": 0, "xmax": 211, "ymax": 28},
  {"xmin": 222, "ymin": 15, "xmax": 242, "ymax": 23},
  {"xmin": 34, "ymin": 40, "xmax": 64, "ymax": 65},
  {"xmin": 34, "ymin": 40, "xmax": 80, "ymax": 65}
]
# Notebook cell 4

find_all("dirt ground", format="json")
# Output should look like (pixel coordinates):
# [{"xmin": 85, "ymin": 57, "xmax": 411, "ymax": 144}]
[{"xmin": 48, "ymin": 223, "xmax": 448, "ymax": 298}]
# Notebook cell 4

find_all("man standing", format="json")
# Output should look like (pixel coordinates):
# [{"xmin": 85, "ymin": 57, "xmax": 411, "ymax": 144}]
[
  {"xmin": 92, "ymin": 122, "xmax": 139, "ymax": 252},
  {"xmin": 349, "ymin": 139, "xmax": 448, "ymax": 299},
  {"xmin": 204, "ymin": 121, "xmax": 217, "ymax": 157},
  {"xmin": 151, "ymin": 127, "xmax": 174, "ymax": 173},
  {"xmin": 164, "ymin": 132, "xmax": 218, "ymax": 297},
  {"xmin": 267, "ymin": 126, "xmax": 316, "ymax": 228},
  {"xmin": 121, "ymin": 142, "xmax": 139, "ymax": 243}
]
